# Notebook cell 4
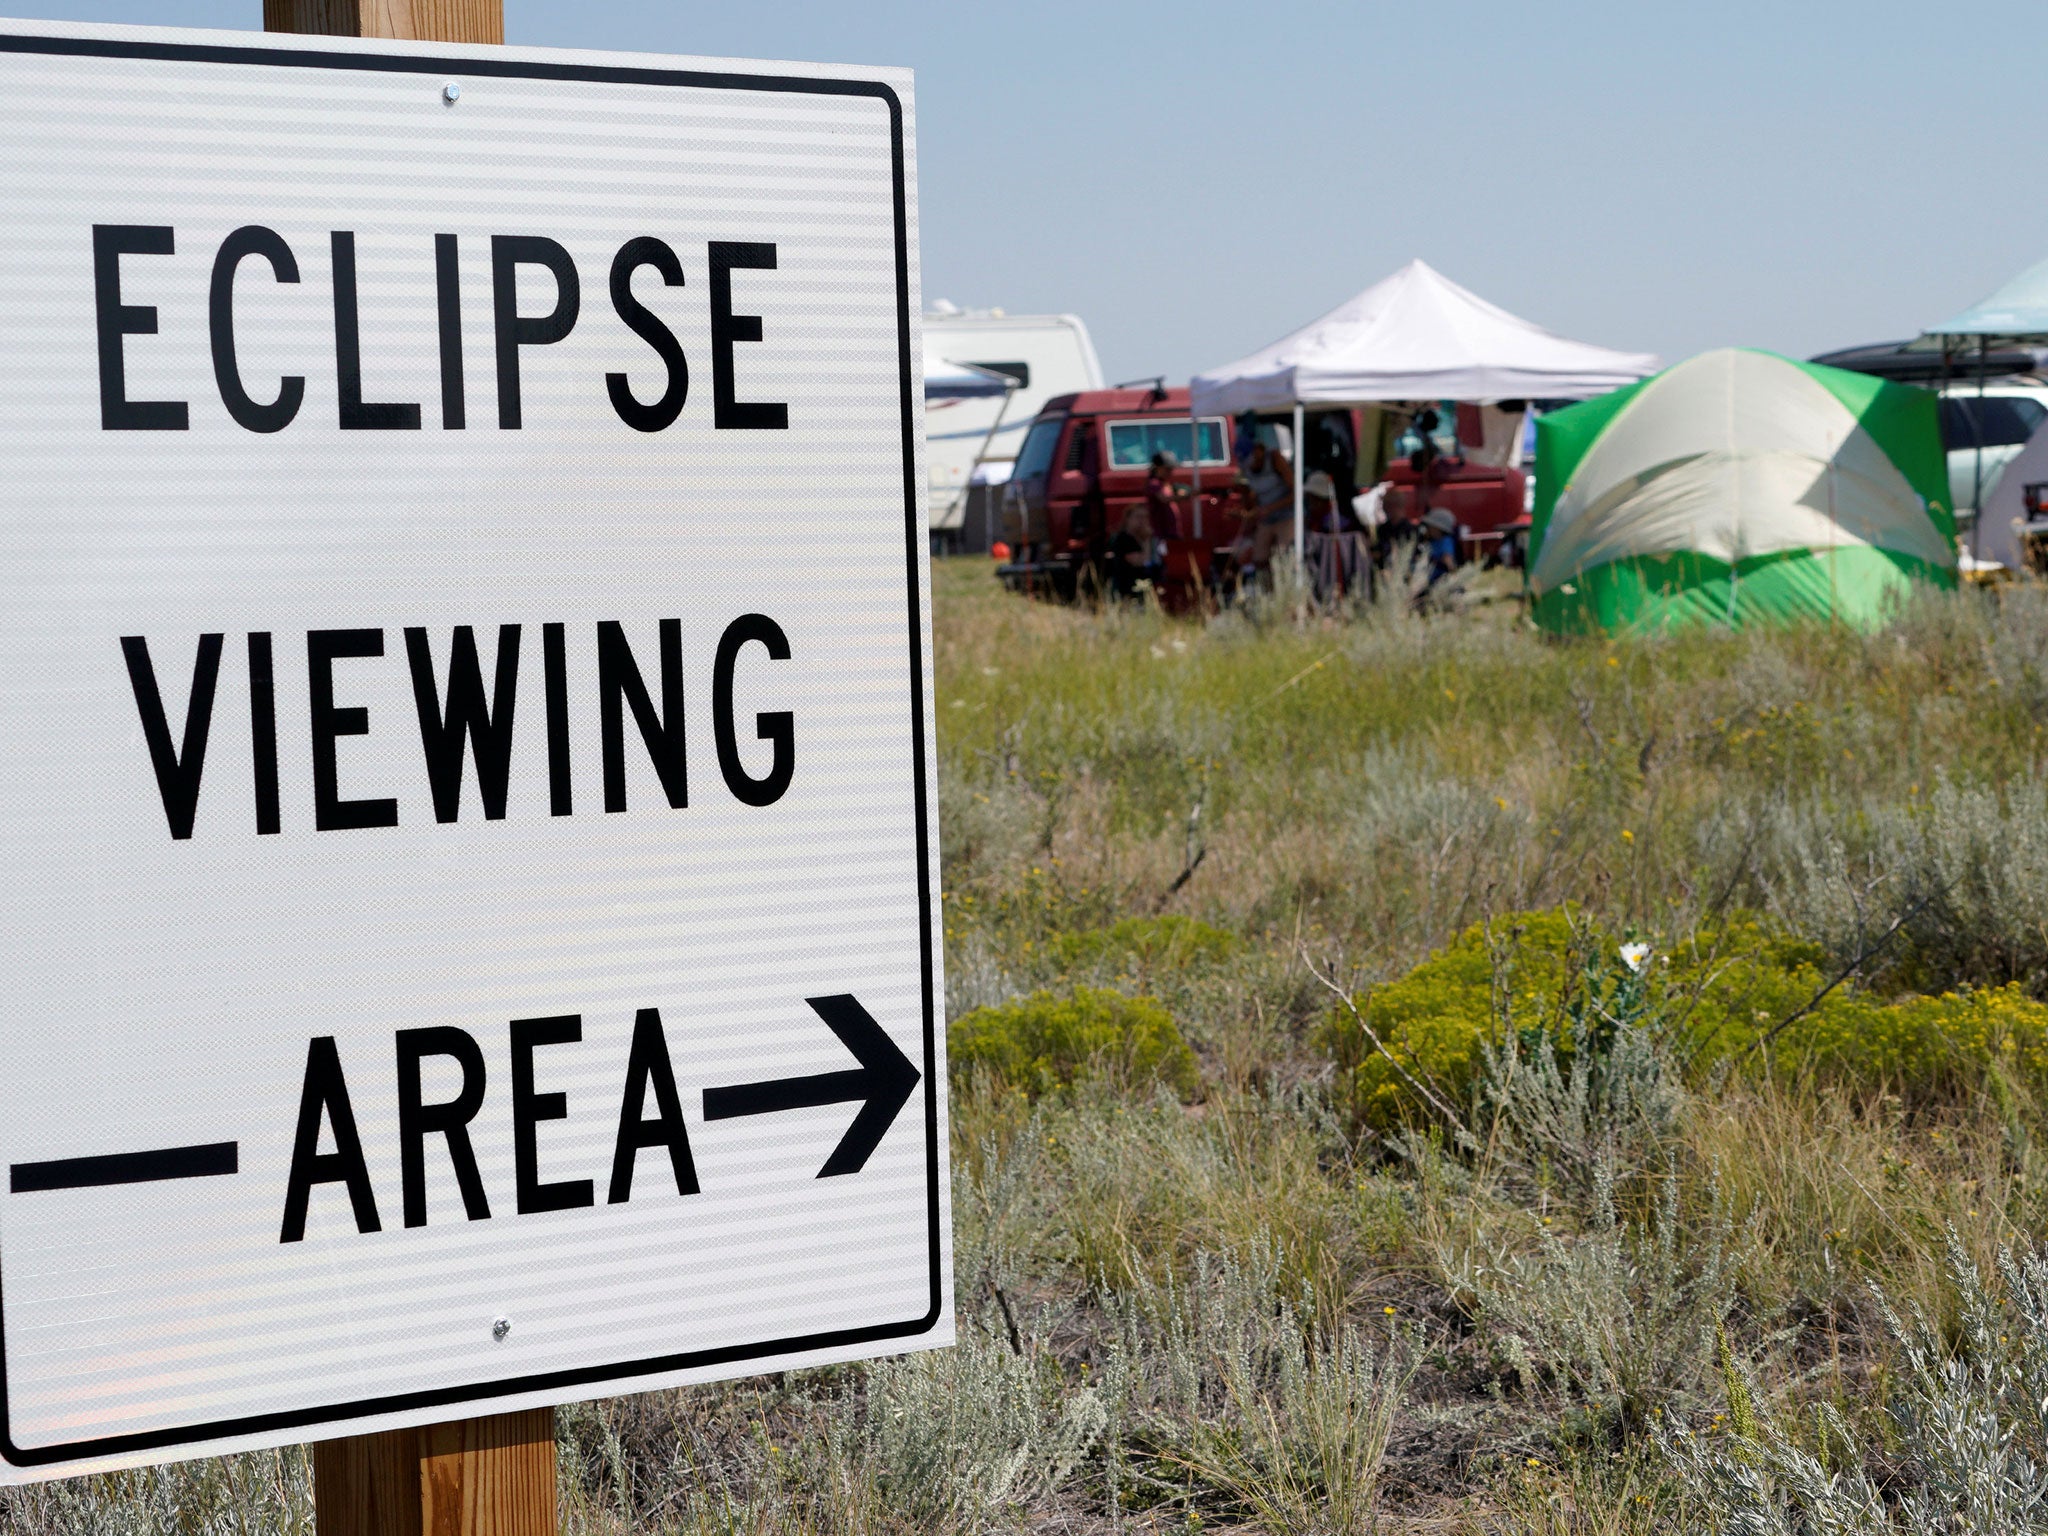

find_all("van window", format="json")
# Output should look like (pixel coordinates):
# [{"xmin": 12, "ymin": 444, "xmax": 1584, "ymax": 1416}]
[
  {"xmin": 1105, "ymin": 418, "xmax": 1229, "ymax": 469},
  {"xmin": 1014, "ymin": 417, "xmax": 1064, "ymax": 480},
  {"xmin": 1942, "ymin": 396, "xmax": 2048, "ymax": 449}
]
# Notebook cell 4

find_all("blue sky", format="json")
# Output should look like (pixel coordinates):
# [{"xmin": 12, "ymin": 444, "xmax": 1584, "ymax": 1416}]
[{"xmin": 10, "ymin": 0, "xmax": 2043, "ymax": 383}]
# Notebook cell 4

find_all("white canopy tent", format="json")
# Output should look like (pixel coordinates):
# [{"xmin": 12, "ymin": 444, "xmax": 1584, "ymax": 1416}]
[
  {"xmin": 1189, "ymin": 260, "xmax": 1659, "ymax": 573},
  {"xmin": 1925, "ymin": 257, "xmax": 2048, "ymax": 343}
]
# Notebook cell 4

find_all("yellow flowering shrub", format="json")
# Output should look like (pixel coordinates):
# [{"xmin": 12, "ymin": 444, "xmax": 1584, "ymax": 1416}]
[
  {"xmin": 1776, "ymin": 984, "xmax": 2048, "ymax": 1087},
  {"xmin": 1043, "ymin": 915, "xmax": 1240, "ymax": 975},
  {"xmin": 1323, "ymin": 908, "xmax": 2048, "ymax": 1127},
  {"xmin": 949, "ymin": 987, "xmax": 1200, "ymax": 1100}
]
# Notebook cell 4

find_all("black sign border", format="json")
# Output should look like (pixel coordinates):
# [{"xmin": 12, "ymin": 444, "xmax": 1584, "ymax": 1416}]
[{"xmin": 0, "ymin": 27, "xmax": 942, "ymax": 1471}]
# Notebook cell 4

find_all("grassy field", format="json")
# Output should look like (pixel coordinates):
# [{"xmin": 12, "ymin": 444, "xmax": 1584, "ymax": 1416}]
[{"xmin": 18, "ymin": 559, "xmax": 2048, "ymax": 1532}]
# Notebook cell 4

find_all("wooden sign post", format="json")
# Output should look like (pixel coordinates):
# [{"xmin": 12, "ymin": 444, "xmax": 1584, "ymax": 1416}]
[
  {"xmin": 258, "ymin": 11, "xmax": 554, "ymax": 1531},
  {"xmin": 307, "ymin": 1410, "xmax": 555, "ymax": 1536},
  {"xmin": 0, "ymin": 6, "xmax": 940, "ymax": 1515},
  {"xmin": 264, "ymin": 0, "xmax": 502, "ymax": 44}
]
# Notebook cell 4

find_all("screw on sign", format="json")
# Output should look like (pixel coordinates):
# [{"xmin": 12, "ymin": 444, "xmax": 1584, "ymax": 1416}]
[{"xmin": 0, "ymin": 6, "xmax": 946, "ymax": 1535}]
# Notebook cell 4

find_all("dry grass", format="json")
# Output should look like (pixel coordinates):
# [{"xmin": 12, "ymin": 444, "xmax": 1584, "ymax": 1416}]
[{"xmin": 18, "ymin": 562, "xmax": 2048, "ymax": 1532}]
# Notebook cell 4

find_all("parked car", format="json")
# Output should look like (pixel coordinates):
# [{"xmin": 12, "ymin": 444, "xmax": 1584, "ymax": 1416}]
[
  {"xmin": 1941, "ymin": 382, "xmax": 2048, "ymax": 525},
  {"xmin": 1809, "ymin": 343, "xmax": 2048, "ymax": 528}
]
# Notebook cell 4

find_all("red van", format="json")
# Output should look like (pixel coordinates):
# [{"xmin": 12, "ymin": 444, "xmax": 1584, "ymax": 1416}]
[
  {"xmin": 995, "ymin": 390, "xmax": 1528, "ymax": 598},
  {"xmin": 997, "ymin": 386, "xmax": 1243, "ymax": 599}
]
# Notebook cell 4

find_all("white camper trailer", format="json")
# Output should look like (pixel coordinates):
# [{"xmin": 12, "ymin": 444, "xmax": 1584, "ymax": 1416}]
[{"xmin": 924, "ymin": 307, "xmax": 1104, "ymax": 552}]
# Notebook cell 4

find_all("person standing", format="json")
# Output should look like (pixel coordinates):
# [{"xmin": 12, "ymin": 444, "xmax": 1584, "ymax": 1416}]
[{"xmin": 1242, "ymin": 437, "xmax": 1294, "ymax": 524}]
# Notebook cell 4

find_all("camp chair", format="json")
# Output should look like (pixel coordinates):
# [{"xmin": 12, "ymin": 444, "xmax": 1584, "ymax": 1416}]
[{"xmin": 1306, "ymin": 530, "xmax": 1372, "ymax": 602}]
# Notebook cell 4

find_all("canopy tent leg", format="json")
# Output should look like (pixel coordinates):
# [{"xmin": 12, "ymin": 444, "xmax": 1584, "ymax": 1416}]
[
  {"xmin": 1293, "ymin": 403, "xmax": 1306, "ymax": 621},
  {"xmin": 1974, "ymin": 338, "xmax": 1988, "ymax": 559}
]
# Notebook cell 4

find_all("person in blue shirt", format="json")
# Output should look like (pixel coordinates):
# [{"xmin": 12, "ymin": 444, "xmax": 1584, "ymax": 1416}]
[{"xmin": 1422, "ymin": 506, "xmax": 1459, "ymax": 587}]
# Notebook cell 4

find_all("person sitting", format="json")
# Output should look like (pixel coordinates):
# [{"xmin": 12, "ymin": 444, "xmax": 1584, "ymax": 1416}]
[
  {"xmin": 1107, "ymin": 502, "xmax": 1161, "ymax": 600},
  {"xmin": 1145, "ymin": 450, "xmax": 1188, "ymax": 539},
  {"xmin": 1422, "ymin": 505, "xmax": 1460, "ymax": 588},
  {"xmin": 1300, "ymin": 470, "xmax": 1370, "ymax": 596}
]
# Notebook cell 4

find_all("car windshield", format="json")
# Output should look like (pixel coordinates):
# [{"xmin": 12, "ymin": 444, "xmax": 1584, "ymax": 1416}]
[
  {"xmin": 1941, "ymin": 396, "xmax": 2048, "ymax": 450},
  {"xmin": 1013, "ymin": 418, "xmax": 1064, "ymax": 480},
  {"xmin": 1105, "ymin": 418, "xmax": 1228, "ymax": 469}
]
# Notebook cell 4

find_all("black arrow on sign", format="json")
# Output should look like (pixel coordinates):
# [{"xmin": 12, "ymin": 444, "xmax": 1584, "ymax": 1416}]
[{"xmin": 702, "ymin": 995, "xmax": 920, "ymax": 1177}]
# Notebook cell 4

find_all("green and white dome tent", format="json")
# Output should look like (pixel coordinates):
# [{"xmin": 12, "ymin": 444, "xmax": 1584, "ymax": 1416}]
[{"xmin": 1528, "ymin": 348, "xmax": 1955, "ymax": 634}]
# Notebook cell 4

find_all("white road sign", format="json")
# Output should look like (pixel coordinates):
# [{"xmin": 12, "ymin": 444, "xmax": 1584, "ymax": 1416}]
[{"xmin": 0, "ymin": 19, "xmax": 946, "ymax": 1480}]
